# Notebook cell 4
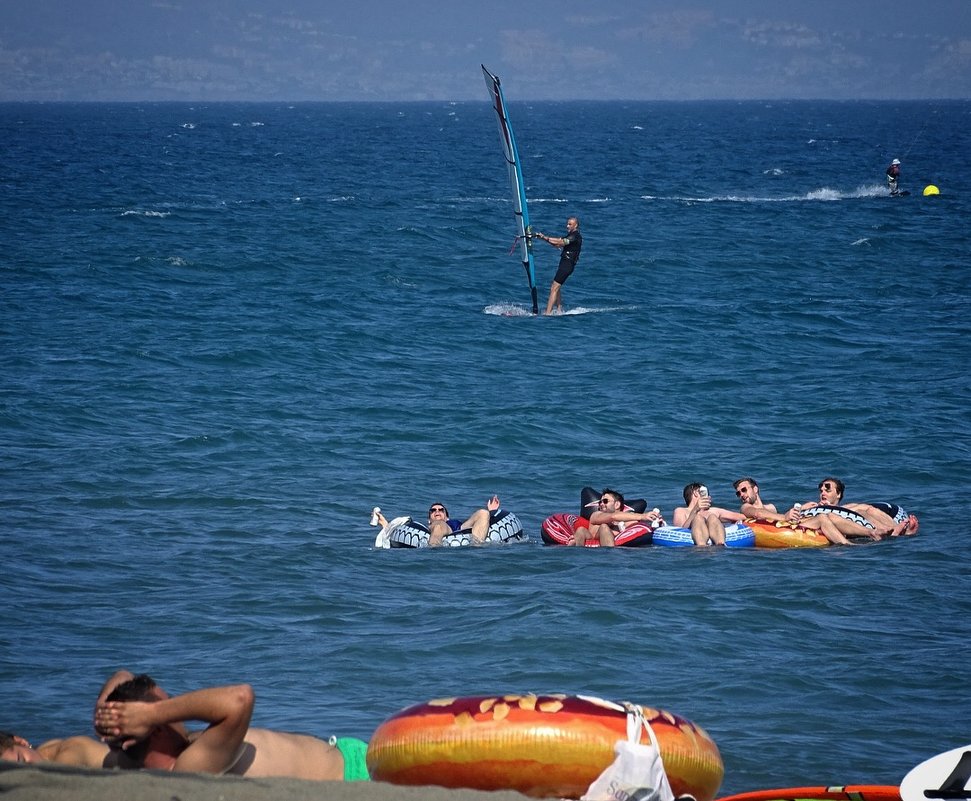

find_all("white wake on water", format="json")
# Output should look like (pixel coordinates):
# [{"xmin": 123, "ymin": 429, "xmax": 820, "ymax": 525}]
[
  {"xmin": 555, "ymin": 305, "xmax": 636, "ymax": 315},
  {"xmin": 484, "ymin": 303, "xmax": 533, "ymax": 317},
  {"xmin": 643, "ymin": 183, "xmax": 892, "ymax": 203},
  {"xmin": 121, "ymin": 209, "xmax": 171, "ymax": 217},
  {"xmin": 484, "ymin": 303, "xmax": 635, "ymax": 317}
]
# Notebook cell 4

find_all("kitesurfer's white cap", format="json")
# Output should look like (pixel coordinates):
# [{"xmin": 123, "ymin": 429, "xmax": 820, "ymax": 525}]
[{"xmin": 892, "ymin": 158, "xmax": 901, "ymax": 165}]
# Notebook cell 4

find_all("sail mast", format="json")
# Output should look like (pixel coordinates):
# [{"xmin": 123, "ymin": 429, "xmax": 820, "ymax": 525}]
[{"xmin": 482, "ymin": 65, "xmax": 539, "ymax": 315}]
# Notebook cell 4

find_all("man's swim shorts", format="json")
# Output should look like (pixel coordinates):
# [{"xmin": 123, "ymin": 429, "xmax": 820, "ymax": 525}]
[{"xmin": 330, "ymin": 735, "xmax": 370, "ymax": 781}]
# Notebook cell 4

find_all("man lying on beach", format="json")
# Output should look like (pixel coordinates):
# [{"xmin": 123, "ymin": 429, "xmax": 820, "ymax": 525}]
[
  {"xmin": 93, "ymin": 671, "xmax": 369, "ymax": 781},
  {"xmin": 2, "ymin": 670, "xmax": 150, "ymax": 767}
]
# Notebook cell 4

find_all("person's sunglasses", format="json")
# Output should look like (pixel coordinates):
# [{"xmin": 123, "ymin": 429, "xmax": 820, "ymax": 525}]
[{"xmin": 429, "ymin": 506, "xmax": 446, "ymax": 513}]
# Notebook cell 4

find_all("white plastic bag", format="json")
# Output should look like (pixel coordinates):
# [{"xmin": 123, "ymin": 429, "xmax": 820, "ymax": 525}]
[
  {"xmin": 580, "ymin": 704, "xmax": 676, "ymax": 801},
  {"xmin": 374, "ymin": 516, "xmax": 409, "ymax": 549}
]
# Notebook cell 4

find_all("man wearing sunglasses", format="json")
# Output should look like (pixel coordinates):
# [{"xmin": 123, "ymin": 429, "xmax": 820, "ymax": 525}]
[
  {"xmin": 573, "ymin": 488, "xmax": 661, "ymax": 547},
  {"xmin": 795, "ymin": 477, "xmax": 917, "ymax": 537},
  {"xmin": 733, "ymin": 477, "xmax": 774, "ymax": 514},
  {"xmin": 375, "ymin": 495, "xmax": 501, "ymax": 546},
  {"xmin": 425, "ymin": 495, "xmax": 501, "ymax": 545},
  {"xmin": 734, "ymin": 476, "xmax": 891, "ymax": 543},
  {"xmin": 732, "ymin": 476, "xmax": 867, "ymax": 545}
]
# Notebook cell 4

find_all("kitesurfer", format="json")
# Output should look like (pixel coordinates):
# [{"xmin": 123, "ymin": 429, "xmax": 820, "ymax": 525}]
[
  {"xmin": 536, "ymin": 216, "xmax": 582, "ymax": 316},
  {"xmin": 886, "ymin": 158, "xmax": 901, "ymax": 196}
]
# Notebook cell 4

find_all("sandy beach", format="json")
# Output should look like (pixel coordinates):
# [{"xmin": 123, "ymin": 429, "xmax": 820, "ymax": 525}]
[{"xmin": 0, "ymin": 762, "xmax": 536, "ymax": 801}]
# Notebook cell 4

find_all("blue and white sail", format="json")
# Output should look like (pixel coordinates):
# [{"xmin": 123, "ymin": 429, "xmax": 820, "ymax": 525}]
[{"xmin": 482, "ymin": 65, "xmax": 538, "ymax": 315}]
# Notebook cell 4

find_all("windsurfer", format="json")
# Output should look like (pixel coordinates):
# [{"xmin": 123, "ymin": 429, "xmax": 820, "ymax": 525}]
[{"xmin": 536, "ymin": 217, "xmax": 582, "ymax": 315}]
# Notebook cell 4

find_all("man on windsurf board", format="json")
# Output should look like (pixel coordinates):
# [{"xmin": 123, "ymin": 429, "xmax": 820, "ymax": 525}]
[{"xmin": 535, "ymin": 216, "xmax": 582, "ymax": 315}]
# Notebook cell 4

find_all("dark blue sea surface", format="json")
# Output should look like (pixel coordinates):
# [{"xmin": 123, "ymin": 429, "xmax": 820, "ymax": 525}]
[{"xmin": 2, "ymin": 99, "xmax": 970, "ymax": 794}]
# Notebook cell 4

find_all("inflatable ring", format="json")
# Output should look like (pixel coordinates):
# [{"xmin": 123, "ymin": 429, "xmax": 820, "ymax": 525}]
[
  {"xmin": 366, "ymin": 693, "xmax": 724, "ymax": 800},
  {"xmin": 798, "ymin": 504, "xmax": 872, "ymax": 529},
  {"xmin": 868, "ymin": 502, "xmax": 916, "ymax": 532},
  {"xmin": 541, "ymin": 512, "xmax": 654, "ymax": 547},
  {"xmin": 385, "ymin": 510, "xmax": 526, "ymax": 548},
  {"xmin": 747, "ymin": 519, "xmax": 830, "ymax": 548},
  {"xmin": 541, "ymin": 486, "xmax": 655, "ymax": 547},
  {"xmin": 804, "ymin": 502, "xmax": 919, "ymax": 536},
  {"xmin": 653, "ymin": 522, "xmax": 755, "ymax": 548}
]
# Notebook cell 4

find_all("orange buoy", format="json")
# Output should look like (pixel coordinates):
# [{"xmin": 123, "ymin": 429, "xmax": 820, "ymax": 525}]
[{"xmin": 366, "ymin": 693, "xmax": 724, "ymax": 799}]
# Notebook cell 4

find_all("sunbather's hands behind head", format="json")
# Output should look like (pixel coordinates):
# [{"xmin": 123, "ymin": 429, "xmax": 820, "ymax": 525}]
[
  {"xmin": 92, "ymin": 669, "xmax": 135, "ymax": 733},
  {"xmin": 95, "ymin": 700, "xmax": 154, "ymax": 747}
]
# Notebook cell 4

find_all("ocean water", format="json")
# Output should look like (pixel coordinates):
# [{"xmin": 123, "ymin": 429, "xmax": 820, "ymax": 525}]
[{"xmin": 2, "ymin": 98, "xmax": 970, "ymax": 795}]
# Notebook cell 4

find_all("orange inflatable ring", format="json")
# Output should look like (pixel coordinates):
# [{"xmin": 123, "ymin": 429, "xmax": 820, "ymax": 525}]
[
  {"xmin": 366, "ymin": 693, "xmax": 724, "ymax": 800},
  {"xmin": 747, "ymin": 519, "xmax": 830, "ymax": 548}
]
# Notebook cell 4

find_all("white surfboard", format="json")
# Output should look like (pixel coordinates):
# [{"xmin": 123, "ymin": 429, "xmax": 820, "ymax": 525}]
[{"xmin": 901, "ymin": 744, "xmax": 971, "ymax": 801}]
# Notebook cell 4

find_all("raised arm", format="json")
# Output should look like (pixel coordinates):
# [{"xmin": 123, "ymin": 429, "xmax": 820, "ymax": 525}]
[
  {"xmin": 673, "ymin": 491, "xmax": 709, "ymax": 527},
  {"xmin": 740, "ymin": 502, "xmax": 786, "ymax": 522},
  {"xmin": 712, "ymin": 505, "xmax": 746, "ymax": 523},
  {"xmin": 536, "ymin": 232, "xmax": 565, "ymax": 247},
  {"xmin": 96, "ymin": 684, "xmax": 254, "ymax": 775},
  {"xmin": 589, "ymin": 509, "xmax": 658, "ymax": 525}
]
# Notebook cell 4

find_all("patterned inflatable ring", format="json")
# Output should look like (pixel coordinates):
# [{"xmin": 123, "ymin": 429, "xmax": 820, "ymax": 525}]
[{"xmin": 367, "ymin": 693, "xmax": 724, "ymax": 800}]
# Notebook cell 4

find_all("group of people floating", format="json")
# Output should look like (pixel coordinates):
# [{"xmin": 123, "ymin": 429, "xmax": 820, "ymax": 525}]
[
  {"xmin": 382, "ymin": 476, "xmax": 918, "ymax": 548},
  {"xmin": 1, "ymin": 670, "xmax": 370, "ymax": 781},
  {"xmin": 678, "ymin": 475, "xmax": 917, "ymax": 547}
]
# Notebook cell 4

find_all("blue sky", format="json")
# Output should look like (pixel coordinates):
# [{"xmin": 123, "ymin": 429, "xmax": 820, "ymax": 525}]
[{"xmin": 1, "ymin": 0, "xmax": 969, "ymax": 101}]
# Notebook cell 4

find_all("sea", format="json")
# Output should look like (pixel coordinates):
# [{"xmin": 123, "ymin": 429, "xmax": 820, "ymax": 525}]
[{"xmin": 2, "ymin": 97, "xmax": 969, "ymax": 796}]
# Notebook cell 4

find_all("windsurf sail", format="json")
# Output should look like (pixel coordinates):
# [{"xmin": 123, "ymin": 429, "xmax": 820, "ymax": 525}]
[{"xmin": 482, "ymin": 65, "xmax": 538, "ymax": 315}]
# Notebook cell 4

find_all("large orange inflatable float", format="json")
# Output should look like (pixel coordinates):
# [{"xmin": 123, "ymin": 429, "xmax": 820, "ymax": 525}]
[
  {"xmin": 746, "ymin": 519, "xmax": 830, "ymax": 548},
  {"xmin": 716, "ymin": 786, "xmax": 901, "ymax": 801},
  {"xmin": 748, "ymin": 501, "xmax": 918, "ymax": 548},
  {"xmin": 366, "ymin": 693, "xmax": 724, "ymax": 799}
]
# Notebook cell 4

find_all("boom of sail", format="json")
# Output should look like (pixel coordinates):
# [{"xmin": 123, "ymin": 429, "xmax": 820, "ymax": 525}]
[{"xmin": 482, "ymin": 65, "xmax": 538, "ymax": 314}]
